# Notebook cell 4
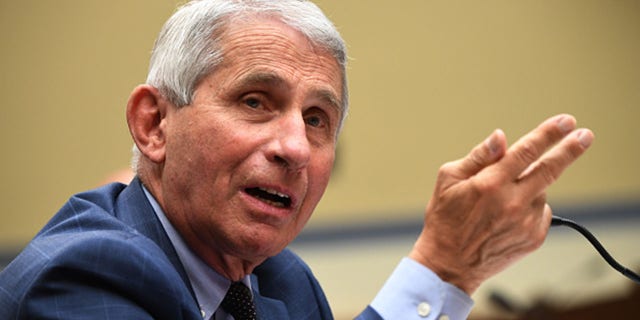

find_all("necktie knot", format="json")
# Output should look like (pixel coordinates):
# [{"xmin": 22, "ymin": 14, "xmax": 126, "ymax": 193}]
[{"xmin": 220, "ymin": 282, "xmax": 257, "ymax": 320}]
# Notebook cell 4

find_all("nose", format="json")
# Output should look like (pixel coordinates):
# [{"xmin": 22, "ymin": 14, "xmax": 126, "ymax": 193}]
[{"xmin": 267, "ymin": 112, "xmax": 311, "ymax": 172}]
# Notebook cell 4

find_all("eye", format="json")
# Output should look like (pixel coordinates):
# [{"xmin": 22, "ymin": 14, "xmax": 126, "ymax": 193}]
[
  {"xmin": 305, "ymin": 115, "xmax": 323, "ymax": 127},
  {"xmin": 304, "ymin": 107, "xmax": 332, "ymax": 129},
  {"xmin": 304, "ymin": 110, "xmax": 337, "ymax": 143},
  {"xmin": 244, "ymin": 97, "xmax": 261, "ymax": 109}
]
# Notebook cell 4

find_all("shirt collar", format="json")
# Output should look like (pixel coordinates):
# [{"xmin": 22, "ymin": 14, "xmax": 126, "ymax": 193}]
[{"xmin": 142, "ymin": 185, "xmax": 252, "ymax": 319}]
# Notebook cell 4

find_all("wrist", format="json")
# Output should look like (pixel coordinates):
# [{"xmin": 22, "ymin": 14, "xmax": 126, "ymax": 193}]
[{"xmin": 409, "ymin": 248, "xmax": 479, "ymax": 295}]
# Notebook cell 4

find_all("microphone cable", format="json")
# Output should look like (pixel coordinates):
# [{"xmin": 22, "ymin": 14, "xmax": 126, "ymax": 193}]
[{"xmin": 551, "ymin": 215, "xmax": 640, "ymax": 284}]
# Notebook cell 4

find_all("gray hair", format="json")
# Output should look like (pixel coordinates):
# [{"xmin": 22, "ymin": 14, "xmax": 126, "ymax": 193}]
[{"xmin": 131, "ymin": 0, "xmax": 349, "ymax": 173}]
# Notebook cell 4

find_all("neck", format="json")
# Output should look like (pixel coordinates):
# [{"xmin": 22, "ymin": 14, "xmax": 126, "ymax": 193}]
[
  {"xmin": 189, "ymin": 238, "xmax": 263, "ymax": 281},
  {"xmin": 138, "ymin": 162, "xmax": 265, "ymax": 281}
]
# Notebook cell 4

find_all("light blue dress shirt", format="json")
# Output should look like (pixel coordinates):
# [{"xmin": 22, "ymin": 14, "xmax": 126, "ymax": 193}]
[
  {"xmin": 371, "ymin": 258, "xmax": 473, "ymax": 319},
  {"xmin": 143, "ymin": 187, "xmax": 473, "ymax": 320}
]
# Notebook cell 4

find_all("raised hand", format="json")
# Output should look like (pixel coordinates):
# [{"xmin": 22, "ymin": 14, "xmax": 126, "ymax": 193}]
[{"xmin": 409, "ymin": 114, "xmax": 594, "ymax": 294}]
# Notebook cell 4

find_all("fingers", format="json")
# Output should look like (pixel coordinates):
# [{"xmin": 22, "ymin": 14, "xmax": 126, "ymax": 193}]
[
  {"xmin": 500, "ymin": 114, "xmax": 578, "ymax": 179},
  {"xmin": 412, "ymin": 114, "xmax": 592, "ymax": 294},
  {"xmin": 518, "ymin": 128, "xmax": 594, "ymax": 196},
  {"xmin": 531, "ymin": 195, "xmax": 553, "ymax": 244},
  {"xmin": 449, "ymin": 129, "xmax": 507, "ymax": 179}
]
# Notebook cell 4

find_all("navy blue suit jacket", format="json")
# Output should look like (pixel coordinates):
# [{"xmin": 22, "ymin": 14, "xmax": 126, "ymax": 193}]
[{"xmin": 0, "ymin": 179, "xmax": 382, "ymax": 319}]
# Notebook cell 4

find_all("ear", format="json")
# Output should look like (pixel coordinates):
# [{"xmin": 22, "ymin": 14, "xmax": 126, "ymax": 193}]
[{"xmin": 126, "ymin": 85, "xmax": 169, "ymax": 164}]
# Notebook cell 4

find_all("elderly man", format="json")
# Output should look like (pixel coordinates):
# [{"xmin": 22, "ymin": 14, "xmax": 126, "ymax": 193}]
[{"xmin": 0, "ymin": 0, "xmax": 593, "ymax": 319}]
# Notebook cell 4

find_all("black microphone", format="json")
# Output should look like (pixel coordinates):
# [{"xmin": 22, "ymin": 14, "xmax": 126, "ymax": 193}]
[{"xmin": 550, "ymin": 215, "xmax": 640, "ymax": 284}]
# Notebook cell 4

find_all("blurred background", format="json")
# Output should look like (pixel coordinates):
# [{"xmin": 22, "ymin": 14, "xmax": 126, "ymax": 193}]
[{"xmin": 1, "ymin": 0, "xmax": 638, "ymax": 319}]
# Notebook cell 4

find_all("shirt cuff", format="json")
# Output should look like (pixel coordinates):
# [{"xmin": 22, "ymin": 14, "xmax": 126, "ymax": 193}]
[{"xmin": 370, "ymin": 257, "xmax": 474, "ymax": 320}]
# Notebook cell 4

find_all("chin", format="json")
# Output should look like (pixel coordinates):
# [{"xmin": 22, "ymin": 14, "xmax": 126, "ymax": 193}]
[{"xmin": 233, "ymin": 228, "xmax": 291, "ymax": 260}]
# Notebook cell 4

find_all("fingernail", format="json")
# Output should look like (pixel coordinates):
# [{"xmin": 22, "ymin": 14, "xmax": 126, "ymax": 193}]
[
  {"xmin": 556, "ymin": 115, "xmax": 576, "ymax": 133},
  {"xmin": 577, "ymin": 129, "xmax": 594, "ymax": 148},
  {"xmin": 486, "ymin": 129, "xmax": 502, "ymax": 156}
]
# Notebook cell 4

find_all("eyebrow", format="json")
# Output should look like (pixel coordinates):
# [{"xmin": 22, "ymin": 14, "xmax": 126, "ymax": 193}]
[
  {"xmin": 235, "ymin": 71, "xmax": 288, "ymax": 90},
  {"xmin": 233, "ymin": 71, "xmax": 343, "ymax": 116},
  {"xmin": 312, "ymin": 88, "xmax": 342, "ymax": 117}
]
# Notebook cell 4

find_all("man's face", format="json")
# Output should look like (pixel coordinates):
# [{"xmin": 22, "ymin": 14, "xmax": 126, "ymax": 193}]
[{"xmin": 158, "ymin": 17, "xmax": 343, "ymax": 265}]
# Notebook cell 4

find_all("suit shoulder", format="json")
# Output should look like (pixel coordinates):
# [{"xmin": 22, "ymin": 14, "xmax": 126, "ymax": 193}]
[
  {"xmin": 36, "ymin": 183, "xmax": 131, "ymax": 237},
  {"xmin": 0, "ymin": 231, "xmax": 196, "ymax": 319},
  {"xmin": 3, "ymin": 230, "xmax": 179, "ymax": 295}
]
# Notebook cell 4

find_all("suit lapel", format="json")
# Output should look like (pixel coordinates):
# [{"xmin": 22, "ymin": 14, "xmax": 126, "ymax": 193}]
[
  {"xmin": 250, "ymin": 250, "xmax": 333, "ymax": 320},
  {"xmin": 114, "ymin": 177, "xmax": 197, "ymax": 300},
  {"xmin": 251, "ymin": 275, "xmax": 291, "ymax": 320}
]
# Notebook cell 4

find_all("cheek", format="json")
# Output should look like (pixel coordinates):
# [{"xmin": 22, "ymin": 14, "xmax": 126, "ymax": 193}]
[
  {"xmin": 316, "ymin": 149, "xmax": 336, "ymax": 181},
  {"xmin": 306, "ymin": 154, "xmax": 335, "ymax": 204},
  {"xmin": 173, "ymin": 122, "xmax": 241, "ymax": 169}
]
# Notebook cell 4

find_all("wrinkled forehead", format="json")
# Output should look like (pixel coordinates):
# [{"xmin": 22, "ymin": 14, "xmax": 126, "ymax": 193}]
[
  {"xmin": 221, "ymin": 11, "xmax": 344, "ymax": 71},
  {"xmin": 216, "ymin": 11, "xmax": 348, "ymax": 115},
  {"xmin": 215, "ymin": 13, "xmax": 346, "ymax": 112}
]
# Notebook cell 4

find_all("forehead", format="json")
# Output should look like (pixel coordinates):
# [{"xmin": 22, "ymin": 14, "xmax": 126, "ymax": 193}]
[{"xmin": 214, "ymin": 15, "xmax": 344, "ymax": 107}]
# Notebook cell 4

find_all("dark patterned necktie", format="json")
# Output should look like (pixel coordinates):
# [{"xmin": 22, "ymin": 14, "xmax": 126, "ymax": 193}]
[{"xmin": 220, "ymin": 282, "xmax": 258, "ymax": 320}]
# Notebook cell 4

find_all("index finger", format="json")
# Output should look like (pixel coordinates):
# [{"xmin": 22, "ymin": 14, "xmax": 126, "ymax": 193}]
[
  {"xmin": 498, "ymin": 114, "xmax": 577, "ymax": 180},
  {"xmin": 518, "ymin": 128, "xmax": 593, "ymax": 197}
]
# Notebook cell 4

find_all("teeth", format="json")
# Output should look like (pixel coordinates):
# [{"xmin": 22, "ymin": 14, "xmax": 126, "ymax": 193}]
[
  {"xmin": 262, "ymin": 198, "xmax": 286, "ymax": 208},
  {"xmin": 258, "ymin": 187, "xmax": 290, "ymax": 200},
  {"xmin": 245, "ymin": 187, "xmax": 292, "ymax": 208}
]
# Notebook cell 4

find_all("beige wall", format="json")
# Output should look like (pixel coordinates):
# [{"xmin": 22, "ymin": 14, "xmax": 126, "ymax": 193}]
[
  {"xmin": 1, "ymin": 0, "xmax": 639, "ymax": 245},
  {"xmin": 2, "ymin": 1, "xmax": 639, "ymax": 318},
  {"xmin": 315, "ymin": 0, "xmax": 640, "ymax": 225}
]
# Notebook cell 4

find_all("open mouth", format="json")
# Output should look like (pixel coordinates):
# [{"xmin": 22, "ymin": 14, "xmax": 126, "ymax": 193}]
[{"xmin": 245, "ymin": 187, "xmax": 292, "ymax": 208}]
